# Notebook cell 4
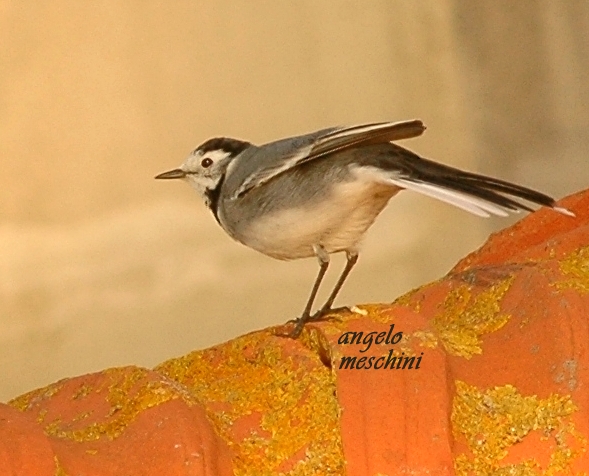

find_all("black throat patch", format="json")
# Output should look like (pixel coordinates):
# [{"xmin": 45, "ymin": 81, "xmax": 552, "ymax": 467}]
[
  {"xmin": 197, "ymin": 137, "xmax": 250, "ymax": 224},
  {"xmin": 204, "ymin": 173, "xmax": 226, "ymax": 224}
]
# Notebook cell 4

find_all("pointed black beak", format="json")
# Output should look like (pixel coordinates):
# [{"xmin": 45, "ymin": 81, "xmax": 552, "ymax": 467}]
[{"xmin": 154, "ymin": 168, "xmax": 186, "ymax": 180}]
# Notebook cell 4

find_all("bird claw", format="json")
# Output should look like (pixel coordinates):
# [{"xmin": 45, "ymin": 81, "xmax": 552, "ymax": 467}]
[
  {"xmin": 283, "ymin": 309, "xmax": 328, "ymax": 339},
  {"xmin": 283, "ymin": 306, "xmax": 352, "ymax": 338},
  {"xmin": 286, "ymin": 317, "xmax": 306, "ymax": 339}
]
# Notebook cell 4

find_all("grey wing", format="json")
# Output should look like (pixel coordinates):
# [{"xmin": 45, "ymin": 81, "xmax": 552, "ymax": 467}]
[
  {"xmin": 229, "ymin": 119, "xmax": 425, "ymax": 199},
  {"xmin": 306, "ymin": 119, "xmax": 425, "ymax": 161}
]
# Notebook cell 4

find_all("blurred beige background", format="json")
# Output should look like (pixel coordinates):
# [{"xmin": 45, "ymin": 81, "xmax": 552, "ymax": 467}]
[{"xmin": 1, "ymin": 1, "xmax": 588, "ymax": 401}]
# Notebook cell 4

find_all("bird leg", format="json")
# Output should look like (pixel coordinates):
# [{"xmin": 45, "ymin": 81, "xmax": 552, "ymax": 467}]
[
  {"xmin": 290, "ymin": 246, "xmax": 329, "ymax": 338},
  {"xmin": 311, "ymin": 251, "xmax": 359, "ymax": 320}
]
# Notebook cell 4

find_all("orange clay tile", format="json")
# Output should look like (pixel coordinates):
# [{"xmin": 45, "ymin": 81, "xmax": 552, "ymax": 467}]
[{"xmin": 3, "ymin": 189, "xmax": 589, "ymax": 475}]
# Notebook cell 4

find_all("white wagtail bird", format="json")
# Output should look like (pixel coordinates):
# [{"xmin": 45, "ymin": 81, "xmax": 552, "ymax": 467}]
[{"xmin": 156, "ymin": 119, "xmax": 573, "ymax": 337}]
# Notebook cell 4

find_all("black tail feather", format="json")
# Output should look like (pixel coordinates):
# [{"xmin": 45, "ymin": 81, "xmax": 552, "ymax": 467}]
[
  {"xmin": 456, "ymin": 171, "xmax": 556, "ymax": 208},
  {"xmin": 407, "ymin": 155, "xmax": 557, "ymax": 211},
  {"xmin": 431, "ymin": 175, "xmax": 535, "ymax": 212}
]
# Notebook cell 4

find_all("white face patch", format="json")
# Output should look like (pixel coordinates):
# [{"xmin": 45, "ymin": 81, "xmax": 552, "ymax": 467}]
[
  {"xmin": 179, "ymin": 149, "xmax": 233, "ymax": 199},
  {"xmin": 181, "ymin": 149, "xmax": 233, "ymax": 174}
]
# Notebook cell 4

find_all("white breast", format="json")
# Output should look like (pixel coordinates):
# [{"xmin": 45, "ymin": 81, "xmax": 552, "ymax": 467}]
[{"xmin": 235, "ymin": 172, "xmax": 400, "ymax": 260}]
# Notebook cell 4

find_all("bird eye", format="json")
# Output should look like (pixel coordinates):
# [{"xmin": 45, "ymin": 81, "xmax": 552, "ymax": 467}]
[{"xmin": 201, "ymin": 157, "xmax": 213, "ymax": 168}]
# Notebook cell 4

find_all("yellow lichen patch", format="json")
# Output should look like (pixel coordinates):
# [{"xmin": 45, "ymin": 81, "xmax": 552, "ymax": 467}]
[
  {"xmin": 432, "ymin": 276, "xmax": 514, "ymax": 359},
  {"xmin": 71, "ymin": 410, "xmax": 93, "ymax": 423},
  {"xmin": 10, "ymin": 380, "xmax": 65, "ymax": 412},
  {"xmin": 392, "ymin": 281, "xmax": 437, "ymax": 313},
  {"xmin": 452, "ymin": 381, "xmax": 586, "ymax": 476},
  {"xmin": 361, "ymin": 303, "xmax": 408, "ymax": 325},
  {"xmin": 363, "ymin": 317, "xmax": 439, "ymax": 355},
  {"xmin": 54, "ymin": 455, "xmax": 68, "ymax": 476},
  {"xmin": 412, "ymin": 330, "xmax": 439, "ymax": 349},
  {"xmin": 156, "ymin": 332, "xmax": 344, "ymax": 476},
  {"xmin": 44, "ymin": 368, "xmax": 194, "ymax": 442},
  {"xmin": 72, "ymin": 384, "xmax": 92, "ymax": 400},
  {"xmin": 555, "ymin": 246, "xmax": 589, "ymax": 294},
  {"xmin": 393, "ymin": 331, "xmax": 416, "ymax": 357},
  {"xmin": 37, "ymin": 408, "xmax": 48, "ymax": 424}
]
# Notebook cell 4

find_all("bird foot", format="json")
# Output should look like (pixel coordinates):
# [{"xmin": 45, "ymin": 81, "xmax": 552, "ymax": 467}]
[
  {"xmin": 309, "ymin": 306, "xmax": 350, "ymax": 322},
  {"xmin": 284, "ymin": 306, "xmax": 349, "ymax": 339},
  {"xmin": 281, "ymin": 314, "xmax": 310, "ymax": 339}
]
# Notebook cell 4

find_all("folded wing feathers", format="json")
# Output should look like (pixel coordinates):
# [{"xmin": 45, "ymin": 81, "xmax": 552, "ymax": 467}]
[
  {"xmin": 232, "ymin": 120, "xmax": 425, "ymax": 199},
  {"xmin": 318, "ymin": 119, "xmax": 425, "ymax": 143},
  {"xmin": 231, "ymin": 143, "xmax": 314, "ymax": 199},
  {"xmin": 308, "ymin": 120, "xmax": 425, "ymax": 162}
]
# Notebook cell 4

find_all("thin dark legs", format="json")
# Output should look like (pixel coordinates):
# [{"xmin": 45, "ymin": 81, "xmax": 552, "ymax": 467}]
[
  {"xmin": 290, "ymin": 248, "xmax": 359, "ymax": 338},
  {"xmin": 300, "ymin": 250, "xmax": 330, "ymax": 320},
  {"xmin": 317, "ymin": 251, "xmax": 358, "ymax": 314},
  {"xmin": 290, "ymin": 246, "xmax": 330, "ymax": 337}
]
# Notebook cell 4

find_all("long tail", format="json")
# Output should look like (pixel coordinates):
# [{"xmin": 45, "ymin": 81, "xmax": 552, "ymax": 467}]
[{"xmin": 384, "ymin": 149, "xmax": 574, "ymax": 218}]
